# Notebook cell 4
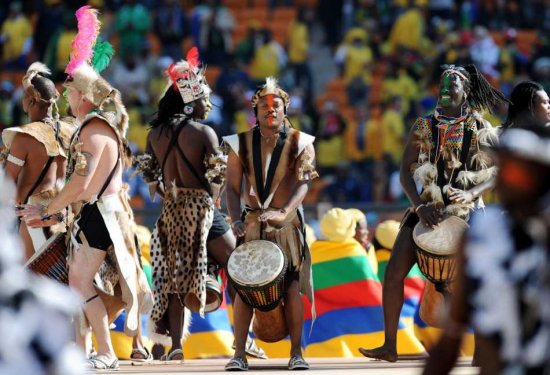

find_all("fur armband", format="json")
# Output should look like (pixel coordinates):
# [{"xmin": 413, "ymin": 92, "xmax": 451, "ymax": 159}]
[
  {"xmin": 297, "ymin": 148, "xmax": 319, "ymax": 181},
  {"xmin": 204, "ymin": 152, "xmax": 227, "ymax": 185},
  {"xmin": 72, "ymin": 142, "xmax": 88, "ymax": 174},
  {"xmin": 135, "ymin": 153, "xmax": 162, "ymax": 184}
]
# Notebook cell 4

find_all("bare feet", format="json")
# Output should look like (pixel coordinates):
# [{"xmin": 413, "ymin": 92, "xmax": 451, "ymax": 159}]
[{"xmin": 358, "ymin": 346, "xmax": 398, "ymax": 362}]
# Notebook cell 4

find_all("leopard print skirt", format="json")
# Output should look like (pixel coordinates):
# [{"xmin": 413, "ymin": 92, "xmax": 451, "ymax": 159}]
[{"xmin": 150, "ymin": 187, "xmax": 214, "ymax": 331}]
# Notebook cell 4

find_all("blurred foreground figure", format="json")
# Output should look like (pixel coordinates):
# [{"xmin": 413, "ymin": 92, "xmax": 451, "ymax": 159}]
[
  {"xmin": 0, "ymin": 168, "xmax": 84, "ymax": 375},
  {"xmin": 423, "ymin": 124, "xmax": 550, "ymax": 375}
]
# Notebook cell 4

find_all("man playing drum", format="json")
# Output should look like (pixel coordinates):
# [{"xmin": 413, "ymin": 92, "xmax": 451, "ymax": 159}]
[
  {"xmin": 1, "ymin": 62, "xmax": 74, "ymax": 260},
  {"xmin": 18, "ymin": 6, "xmax": 152, "ymax": 370},
  {"xmin": 224, "ymin": 77, "xmax": 318, "ymax": 371},
  {"xmin": 359, "ymin": 64, "xmax": 507, "ymax": 362}
]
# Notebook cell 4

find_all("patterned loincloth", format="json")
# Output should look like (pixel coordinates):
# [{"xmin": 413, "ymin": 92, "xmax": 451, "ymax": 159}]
[{"xmin": 150, "ymin": 186, "xmax": 214, "ymax": 335}]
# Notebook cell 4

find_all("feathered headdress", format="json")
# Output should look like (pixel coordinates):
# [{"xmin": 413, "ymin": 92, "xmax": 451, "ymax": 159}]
[
  {"xmin": 164, "ymin": 47, "xmax": 207, "ymax": 104},
  {"xmin": 251, "ymin": 76, "xmax": 290, "ymax": 110},
  {"xmin": 65, "ymin": 6, "xmax": 100, "ymax": 76}
]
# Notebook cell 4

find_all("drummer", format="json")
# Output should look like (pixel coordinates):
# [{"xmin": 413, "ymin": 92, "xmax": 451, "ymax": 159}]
[
  {"xmin": 224, "ymin": 77, "xmax": 318, "ymax": 371},
  {"xmin": 359, "ymin": 64, "xmax": 507, "ymax": 362},
  {"xmin": 1, "ymin": 62, "xmax": 74, "ymax": 260}
]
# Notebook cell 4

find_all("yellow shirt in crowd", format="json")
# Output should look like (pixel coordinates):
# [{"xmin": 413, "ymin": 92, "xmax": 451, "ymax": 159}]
[
  {"xmin": 1, "ymin": 15, "xmax": 32, "ymax": 62},
  {"xmin": 288, "ymin": 21, "xmax": 308, "ymax": 64}
]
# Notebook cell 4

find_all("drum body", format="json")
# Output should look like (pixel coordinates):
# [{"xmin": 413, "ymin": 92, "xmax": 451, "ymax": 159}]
[
  {"xmin": 227, "ymin": 240, "xmax": 288, "ymax": 312},
  {"xmin": 413, "ymin": 216, "xmax": 468, "ymax": 286},
  {"xmin": 252, "ymin": 302, "xmax": 289, "ymax": 342},
  {"xmin": 419, "ymin": 281, "xmax": 445, "ymax": 328},
  {"xmin": 25, "ymin": 232, "xmax": 124, "ymax": 324},
  {"xmin": 184, "ymin": 274, "xmax": 223, "ymax": 313},
  {"xmin": 26, "ymin": 232, "xmax": 68, "ymax": 284}
]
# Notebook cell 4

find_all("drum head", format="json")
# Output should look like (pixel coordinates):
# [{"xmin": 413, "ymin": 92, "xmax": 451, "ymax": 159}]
[
  {"xmin": 228, "ymin": 240, "xmax": 286, "ymax": 287},
  {"xmin": 413, "ymin": 216, "xmax": 468, "ymax": 255}
]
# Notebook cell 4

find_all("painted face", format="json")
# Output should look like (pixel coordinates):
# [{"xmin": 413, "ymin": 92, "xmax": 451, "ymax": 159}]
[
  {"xmin": 257, "ymin": 95, "xmax": 285, "ymax": 128},
  {"xmin": 439, "ymin": 73, "xmax": 467, "ymax": 109},
  {"xmin": 532, "ymin": 90, "xmax": 550, "ymax": 126}
]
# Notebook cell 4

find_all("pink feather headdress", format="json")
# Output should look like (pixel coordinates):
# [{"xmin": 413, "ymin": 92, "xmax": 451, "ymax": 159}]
[{"xmin": 65, "ymin": 6, "xmax": 100, "ymax": 76}]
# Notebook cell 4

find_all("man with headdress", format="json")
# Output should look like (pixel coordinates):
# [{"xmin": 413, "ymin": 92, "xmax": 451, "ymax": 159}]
[
  {"xmin": 359, "ymin": 64, "xmax": 507, "ymax": 362},
  {"xmin": 135, "ymin": 48, "xmax": 229, "ymax": 361},
  {"xmin": 223, "ymin": 77, "xmax": 318, "ymax": 371},
  {"xmin": 18, "ymin": 6, "xmax": 152, "ymax": 370},
  {"xmin": 1, "ymin": 62, "xmax": 74, "ymax": 260},
  {"xmin": 423, "ymin": 124, "xmax": 550, "ymax": 374}
]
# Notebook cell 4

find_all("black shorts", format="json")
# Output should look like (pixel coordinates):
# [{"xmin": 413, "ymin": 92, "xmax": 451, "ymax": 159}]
[
  {"xmin": 76, "ymin": 203, "xmax": 112, "ymax": 251},
  {"xmin": 207, "ymin": 208, "xmax": 230, "ymax": 241}
]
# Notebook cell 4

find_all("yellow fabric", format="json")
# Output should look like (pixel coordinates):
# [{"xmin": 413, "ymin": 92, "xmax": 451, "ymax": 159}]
[
  {"xmin": 135, "ymin": 225, "xmax": 151, "ymax": 261},
  {"xmin": 388, "ymin": 8, "xmax": 424, "ymax": 53},
  {"xmin": 374, "ymin": 220, "xmax": 400, "ymax": 250},
  {"xmin": 500, "ymin": 48, "xmax": 515, "ymax": 82},
  {"xmin": 126, "ymin": 108, "xmax": 148, "ymax": 152},
  {"xmin": 381, "ymin": 109, "xmax": 406, "ymax": 164},
  {"xmin": 288, "ymin": 21, "xmax": 308, "ymax": 64},
  {"xmin": 366, "ymin": 243, "xmax": 378, "ymax": 275},
  {"xmin": 320, "ymin": 208, "xmax": 356, "ymax": 242},
  {"xmin": 343, "ymin": 46, "xmax": 373, "ymax": 84},
  {"xmin": 233, "ymin": 110, "xmax": 250, "ymax": 133},
  {"xmin": 1, "ymin": 16, "xmax": 32, "ymax": 61},
  {"xmin": 383, "ymin": 72, "xmax": 418, "ymax": 115},
  {"xmin": 249, "ymin": 44, "xmax": 280, "ymax": 80},
  {"xmin": 316, "ymin": 135, "xmax": 344, "ymax": 167}
]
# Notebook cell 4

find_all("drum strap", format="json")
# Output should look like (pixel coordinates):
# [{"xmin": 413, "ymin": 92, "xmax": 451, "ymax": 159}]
[
  {"xmin": 430, "ymin": 116, "xmax": 474, "ymax": 205},
  {"xmin": 252, "ymin": 126, "xmax": 289, "ymax": 208}
]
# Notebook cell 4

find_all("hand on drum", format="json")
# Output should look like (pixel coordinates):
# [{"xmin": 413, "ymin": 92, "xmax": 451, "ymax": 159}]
[
  {"xmin": 231, "ymin": 220, "xmax": 247, "ymax": 238},
  {"xmin": 15, "ymin": 204, "xmax": 44, "ymax": 222},
  {"xmin": 417, "ymin": 204, "xmax": 443, "ymax": 228},
  {"xmin": 258, "ymin": 210, "xmax": 286, "ymax": 223},
  {"xmin": 448, "ymin": 187, "xmax": 474, "ymax": 204}
]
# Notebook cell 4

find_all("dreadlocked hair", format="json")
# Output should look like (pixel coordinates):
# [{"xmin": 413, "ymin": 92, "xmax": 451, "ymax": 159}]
[
  {"xmin": 503, "ymin": 81, "xmax": 545, "ymax": 129},
  {"xmin": 462, "ymin": 64, "xmax": 508, "ymax": 112},
  {"xmin": 150, "ymin": 86, "xmax": 190, "ymax": 134}
]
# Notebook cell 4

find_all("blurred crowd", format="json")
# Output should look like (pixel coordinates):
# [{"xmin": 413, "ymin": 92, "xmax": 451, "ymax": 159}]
[{"xmin": 1, "ymin": 0, "xmax": 549, "ymax": 210}]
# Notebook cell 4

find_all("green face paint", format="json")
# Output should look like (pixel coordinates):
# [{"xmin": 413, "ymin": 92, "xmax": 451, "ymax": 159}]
[{"xmin": 440, "ymin": 74, "xmax": 451, "ymax": 107}]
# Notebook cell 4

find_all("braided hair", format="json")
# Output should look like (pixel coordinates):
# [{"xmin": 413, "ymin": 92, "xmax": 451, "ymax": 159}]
[
  {"xmin": 441, "ymin": 64, "xmax": 508, "ymax": 113},
  {"xmin": 503, "ymin": 81, "xmax": 545, "ymax": 128}
]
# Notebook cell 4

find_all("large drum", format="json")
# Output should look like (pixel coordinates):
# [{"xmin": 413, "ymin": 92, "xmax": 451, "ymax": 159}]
[
  {"xmin": 419, "ymin": 281, "xmax": 446, "ymax": 328},
  {"xmin": 184, "ymin": 274, "xmax": 223, "ymax": 313},
  {"xmin": 25, "ymin": 232, "xmax": 124, "ymax": 323},
  {"xmin": 227, "ymin": 240, "xmax": 288, "ymax": 312},
  {"xmin": 413, "ymin": 216, "xmax": 468, "ymax": 288}
]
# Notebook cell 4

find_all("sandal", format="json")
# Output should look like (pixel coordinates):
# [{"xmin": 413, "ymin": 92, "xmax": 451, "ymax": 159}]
[
  {"xmin": 288, "ymin": 356, "xmax": 309, "ymax": 370},
  {"xmin": 87, "ymin": 355, "xmax": 120, "ymax": 370},
  {"xmin": 130, "ymin": 347, "xmax": 153, "ymax": 363},
  {"xmin": 225, "ymin": 357, "xmax": 248, "ymax": 371},
  {"xmin": 232, "ymin": 337, "xmax": 268, "ymax": 359},
  {"xmin": 161, "ymin": 348, "xmax": 184, "ymax": 362}
]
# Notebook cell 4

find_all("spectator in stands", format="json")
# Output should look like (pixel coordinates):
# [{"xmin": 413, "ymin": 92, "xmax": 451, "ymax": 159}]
[
  {"xmin": 249, "ymin": 29, "xmax": 286, "ymax": 86},
  {"xmin": 115, "ymin": 0, "xmax": 151, "ymax": 61},
  {"xmin": 199, "ymin": 1, "xmax": 234, "ymax": 66},
  {"xmin": 428, "ymin": 0, "xmax": 454, "ymax": 22},
  {"xmin": 216, "ymin": 54, "xmax": 249, "ymax": 134},
  {"xmin": 335, "ymin": 28, "xmax": 373, "ymax": 107},
  {"xmin": 154, "ymin": 0, "xmax": 187, "ymax": 60},
  {"xmin": 469, "ymin": 26, "xmax": 500, "ymax": 80},
  {"xmin": 532, "ymin": 57, "xmax": 550, "ymax": 94},
  {"xmin": 235, "ymin": 21, "xmax": 262, "ymax": 66},
  {"xmin": 387, "ymin": 3, "xmax": 426, "ymax": 54},
  {"xmin": 110, "ymin": 53, "xmax": 150, "ymax": 106},
  {"xmin": 0, "ymin": 2, "xmax": 32, "ymax": 71},
  {"xmin": 383, "ymin": 64, "xmax": 418, "ymax": 119},
  {"xmin": 288, "ymin": 7, "xmax": 312, "ymax": 98},
  {"xmin": 345, "ymin": 106, "xmax": 369, "ymax": 167},
  {"xmin": 318, "ymin": 0, "xmax": 343, "ymax": 48},
  {"xmin": 33, "ymin": 0, "xmax": 64, "ymax": 62},
  {"xmin": 287, "ymin": 88, "xmax": 313, "ymax": 134},
  {"xmin": 316, "ymin": 100, "xmax": 346, "ymax": 176},
  {"xmin": 44, "ymin": 11, "xmax": 77, "ymax": 81},
  {"xmin": 381, "ymin": 97, "xmax": 406, "ymax": 168}
]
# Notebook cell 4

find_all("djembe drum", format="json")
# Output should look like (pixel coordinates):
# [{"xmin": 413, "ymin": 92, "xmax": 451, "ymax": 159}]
[
  {"xmin": 25, "ymin": 232, "xmax": 124, "ymax": 323},
  {"xmin": 227, "ymin": 239, "xmax": 289, "ymax": 342},
  {"xmin": 413, "ymin": 215, "xmax": 468, "ymax": 327}
]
